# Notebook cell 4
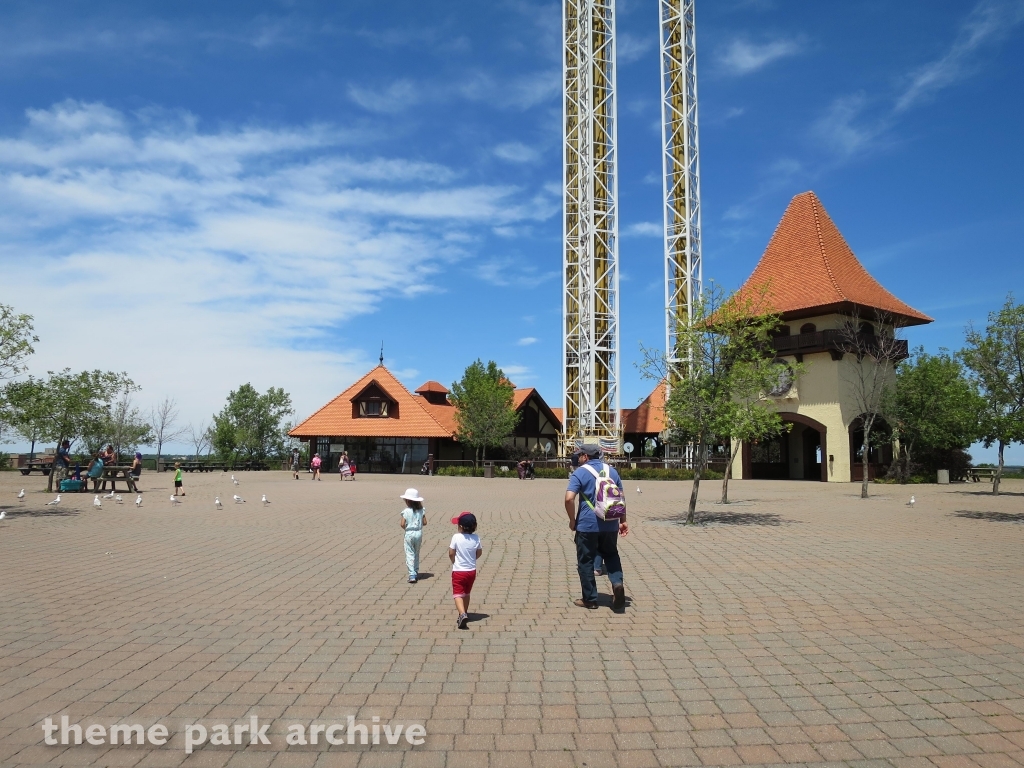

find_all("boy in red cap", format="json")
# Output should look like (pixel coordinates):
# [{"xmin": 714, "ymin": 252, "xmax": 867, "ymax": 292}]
[{"xmin": 449, "ymin": 513, "xmax": 483, "ymax": 629}]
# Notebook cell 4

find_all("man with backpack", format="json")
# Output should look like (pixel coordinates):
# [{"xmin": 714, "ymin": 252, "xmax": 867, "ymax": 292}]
[{"xmin": 564, "ymin": 444, "xmax": 629, "ymax": 611}]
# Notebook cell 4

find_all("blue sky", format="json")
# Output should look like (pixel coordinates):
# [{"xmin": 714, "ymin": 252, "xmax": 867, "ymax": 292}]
[{"xmin": 1, "ymin": 0, "xmax": 1022, "ymax": 461}]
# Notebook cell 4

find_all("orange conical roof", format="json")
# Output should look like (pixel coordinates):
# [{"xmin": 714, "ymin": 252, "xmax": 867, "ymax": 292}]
[{"xmin": 735, "ymin": 192, "xmax": 932, "ymax": 325}]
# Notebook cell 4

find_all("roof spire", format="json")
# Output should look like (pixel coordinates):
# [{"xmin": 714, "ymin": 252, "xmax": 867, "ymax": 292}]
[{"xmin": 379, "ymin": 342, "xmax": 384, "ymax": 366}]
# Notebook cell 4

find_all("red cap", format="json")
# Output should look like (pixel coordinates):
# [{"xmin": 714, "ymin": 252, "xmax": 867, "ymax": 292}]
[{"xmin": 451, "ymin": 512, "xmax": 477, "ymax": 526}]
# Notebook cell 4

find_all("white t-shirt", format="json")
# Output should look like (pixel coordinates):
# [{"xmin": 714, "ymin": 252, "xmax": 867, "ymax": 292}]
[{"xmin": 449, "ymin": 533, "xmax": 481, "ymax": 572}]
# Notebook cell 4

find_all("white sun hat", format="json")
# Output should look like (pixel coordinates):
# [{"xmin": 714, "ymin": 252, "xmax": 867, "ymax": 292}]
[{"xmin": 400, "ymin": 488, "xmax": 424, "ymax": 502}]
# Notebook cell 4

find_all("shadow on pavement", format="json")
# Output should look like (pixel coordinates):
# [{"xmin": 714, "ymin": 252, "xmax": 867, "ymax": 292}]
[
  {"xmin": 954, "ymin": 489, "xmax": 1024, "ymax": 498},
  {"xmin": 651, "ymin": 511, "xmax": 798, "ymax": 526},
  {"xmin": 0, "ymin": 508, "xmax": 80, "ymax": 518},
  {"xmin": 954, "ymin": 510, "xmax": 1024, "ymax": 523}
]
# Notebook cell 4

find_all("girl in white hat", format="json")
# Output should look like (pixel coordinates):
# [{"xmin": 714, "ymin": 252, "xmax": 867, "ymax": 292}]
[{"xmin": 399, "ymin": 488, "xmax": 427, "ymax": 583}]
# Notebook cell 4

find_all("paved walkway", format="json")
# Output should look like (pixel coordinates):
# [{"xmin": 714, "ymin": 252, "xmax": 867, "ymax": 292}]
[{"xmin": 1, "ymin": 471, "xmax": 1022, "ymax": 767}]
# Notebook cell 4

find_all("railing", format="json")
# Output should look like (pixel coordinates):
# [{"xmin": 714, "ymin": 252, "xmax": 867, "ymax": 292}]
[{"xmin": 773, "ymin": 330, "xmax": 908, "ymax": 360}]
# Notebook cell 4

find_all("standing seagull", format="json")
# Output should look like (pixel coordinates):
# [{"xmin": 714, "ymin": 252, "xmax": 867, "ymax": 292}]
[
  {"xmin": 103, "ymin": 489, "xmax": 116, "ymax": 500},
  {"xmin": 115, "ymin": 495, "xmax": 123, "ymax": 505},
  {"xmin": 261, "ymin": 494, "xmax": 270, "ymax": 506},
  {"xmin": 231, "ymin": 475, "xmax": 239, "ymax": 485},
  {"xmin": 233, "ymin": 494, "xmax": 246, "ymax": 504},
  {"xmin": 0, "ymin": 510, "xmax": 6, "ymax": 521},
  {"xmin": 215, "ymin": 496, "xmax": 223, "ymax": 510},
  {"xmin": 169, "ymin": 495, "xmax": 181, "ymax": 506},
  {"xmin": 18, "ymin": 489, "xmax": 26, "ymax": 502},
  {"xmin": 908, "ymin": 495, "xmax": 916, "ymax": 507},
  {"xmin": 46, "ymin": 495, "xmax": 61, "ymax": 506},
  {"xmin": 636, "ymin": 486, "xmax": 642, "ymax": 495},
  {"xmin": 93, "ymin": 495, "xmax": 102, "ymax": 508},
  {"xmin": 135, "ymin": 494, "xmax": 143, "ymax": 508}
]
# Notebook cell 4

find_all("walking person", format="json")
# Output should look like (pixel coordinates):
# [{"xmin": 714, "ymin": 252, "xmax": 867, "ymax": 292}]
[
  {"xmin": 449, "ymin": 513, "xmax": 483, "ymax": 629},
  {"xmin": 564, "ymin": 445, "xmax": 629, "ymax": 611},
  {"xmin": 173, "ymin": 462, "xmax": 185, "ymax": 496},
  {"xmin": 311, "ymin": 453, "xmax": 322, "ymax": 481},
  {"xmin": 339, "ymin": 451, "xmax": 353, "ymax": 481},
  {"xmin": 399, "ymin": 488, "xmax": 427, "ymax": 583},
  {"xmin": 291, "ymin": 449, "xmax": 301, "ymax": 480}
]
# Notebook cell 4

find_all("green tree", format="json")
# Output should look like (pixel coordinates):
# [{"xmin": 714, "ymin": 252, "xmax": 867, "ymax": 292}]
[
  {"xmin": 1, "ymin": 377, "xmax": 48, "ymax": 457},
  {"xmin": 35, "ymin": 369, "xmax": 130, "ymax": 492},
  {"xmin": 211, "ymin": 384, "xmax": 293, "ymax": 465},
  {"xmin": 80, "ymin": 381, "xmax": 152, "ymax": 461},
  {"xmin": 449, "ymin": 360, "xmax": 520, "ymax": 465},
  {"xmin": 641, "ymin": 284, "xmax": 789, "ymax": 523},
  {"xmin": 0, "ymin": 303, "xmax": 37, "ymax": 382},
  {"xmin": 960, "ymin": 295, "xmax": 1024, "ymax": 495},
  {"xmin": 884, "ymin": 348, "xmax": 983, "ymax": 483}
]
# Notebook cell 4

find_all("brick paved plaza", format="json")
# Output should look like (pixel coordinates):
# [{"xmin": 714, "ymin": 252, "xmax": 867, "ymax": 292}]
[{"xmin": 1, "ymin": 471, "xmax": 1023, "ymax": 768}]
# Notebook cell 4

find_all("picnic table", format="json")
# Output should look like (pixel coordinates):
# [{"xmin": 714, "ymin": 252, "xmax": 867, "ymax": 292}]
[
  {"xmin": 19, "ymin": 457, "xmax": 54, "ymax": 476},
  {"xmin": 94, "ymin": 465, "xmax": 139, "ymax": 493},
  {"xmin": 968, "ymin": 466, "xmax": 999, "ymax": 482}
]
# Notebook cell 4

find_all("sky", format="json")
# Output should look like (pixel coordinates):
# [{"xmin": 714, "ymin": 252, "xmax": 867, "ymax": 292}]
[{"xmin": 1, "ymin": 0, "xmax": 1022, "ymax": 462}]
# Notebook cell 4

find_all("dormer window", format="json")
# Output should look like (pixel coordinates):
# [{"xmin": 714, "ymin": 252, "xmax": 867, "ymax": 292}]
[{"xmin": 359, "ymin": 399, "xmax": 387, "ymax": 417}]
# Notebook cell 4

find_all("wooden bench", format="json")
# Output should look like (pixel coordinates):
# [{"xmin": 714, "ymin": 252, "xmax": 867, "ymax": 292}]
[
  {"xmin": 19, "ymin": 458, "xmax": 54, "ymax": 476},
  {"xmin": 93, "ymin": 466, "xmax": 139, "ymax": 493}
]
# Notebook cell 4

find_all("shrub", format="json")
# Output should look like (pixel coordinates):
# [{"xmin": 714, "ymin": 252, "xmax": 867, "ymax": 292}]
[
  {"xmin": 434, "ymin": 465, "xmax": 721, "ymax": 481},
  {"xmin": 0, "ymin": 452, "xmax": 9, "ymax": 470}
]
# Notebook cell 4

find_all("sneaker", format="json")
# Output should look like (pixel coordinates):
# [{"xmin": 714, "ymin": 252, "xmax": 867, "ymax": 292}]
[
  {"xmin": 457, "ymin": 613, "xmax": 469, "ymax": 629},
  {"xmin": 408, "ymin": 576, "xmax": 417, "ymax": 583},
  {"xmin": 573, "ymin": 599, "xmax": 598, "ymax": 609},
  {"xmin": 612, "ymin": 584, "xmax": 626, "ymax": 611}
]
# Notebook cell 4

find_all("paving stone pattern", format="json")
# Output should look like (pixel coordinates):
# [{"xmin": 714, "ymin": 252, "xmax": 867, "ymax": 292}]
[{"xmin": 1, "ymin": 471, "xmax": 1023, "ymax": 767}]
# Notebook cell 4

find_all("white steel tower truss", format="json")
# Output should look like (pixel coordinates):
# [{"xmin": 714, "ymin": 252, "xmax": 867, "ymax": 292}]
[
  {"xmin": 562, "ymin": 0, "xmax": 621, "ymax": 454},
  {"xmin": 659, "ymin": 0, "xmax": 702, "ymax": 378}
]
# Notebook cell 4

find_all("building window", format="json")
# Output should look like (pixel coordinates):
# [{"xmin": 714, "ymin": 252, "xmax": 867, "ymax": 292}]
[
  {"xmin": 358, "ymin": 400, "xmax": 388, "ymax": 417},
  {"xmin": 800, "ymin": 323, "xmax": 816, "ymax": 334}
]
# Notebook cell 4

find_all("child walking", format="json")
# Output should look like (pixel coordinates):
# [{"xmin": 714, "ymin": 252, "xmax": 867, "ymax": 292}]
[
  {"xmin": 399, "ymin": 488, "xmax": 427, "ymax": 583},
  {"xmin": 173, "ymin": 462, "xmax": 185, "ymax": 496},
  {"xmin": 449, "ymin": 513, "xmax": 482, "ymax": 629}
]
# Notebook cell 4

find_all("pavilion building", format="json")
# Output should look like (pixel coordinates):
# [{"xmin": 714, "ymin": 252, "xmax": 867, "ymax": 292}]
[{"xmin": 288, "ymin": 365, "xmax": 561, "ymax": 473}]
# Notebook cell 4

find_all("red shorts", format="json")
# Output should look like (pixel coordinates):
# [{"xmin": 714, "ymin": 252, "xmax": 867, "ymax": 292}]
[{"xmin": 452, "ymin": 570, "xmax": 476, "ymax": 598}]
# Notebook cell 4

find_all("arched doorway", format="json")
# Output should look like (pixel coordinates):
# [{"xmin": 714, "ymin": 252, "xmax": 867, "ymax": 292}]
[
  {"xmin": 849, "ymin": 416, "xmax": 893, "ymax": 482},
  {"xmin": 743, "ymin": 413, "xmax": 828, "ymax": 482}
]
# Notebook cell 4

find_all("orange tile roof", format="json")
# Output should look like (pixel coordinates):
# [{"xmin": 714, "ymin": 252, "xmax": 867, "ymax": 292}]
[
  {"xmin": 290, "ymin": 365, "xmax": 452, "ymax": 438},
  {"xmin": 734, "ymin": 192, "xmax": 932, "ymax": 326},
  {"xmin": 621, "ymin": 382, "xmax": 667, "ymax": 434},
  {"xmin": 415, "ymin": 381, "xmax": 449, "ymax": 395}
]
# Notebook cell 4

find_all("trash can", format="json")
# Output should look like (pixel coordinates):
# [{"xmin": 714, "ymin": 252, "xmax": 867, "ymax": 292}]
[
  {"xmin": 937, "ymin": 469, "xmax": 949, "ymax": 485},
  {"xmin": 483, "ymin": 461, "xmax": 494, "ymax": 479}
]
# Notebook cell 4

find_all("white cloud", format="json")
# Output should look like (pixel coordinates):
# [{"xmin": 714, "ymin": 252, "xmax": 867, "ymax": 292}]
[
  {"xmin": 494, "ymin": 142, "xmax": 541, "ymax": 163},
  {"xmin": 499, "ymin": 364, "xmax": 532, "ymax": 385},
  {"xmin": 618, "ymin": 33, "xmax": 656, "ymax": 65},
  {"xmin": 0, "ymin": 100, "xmax": 551, "ymax": 446},
  {"xmin": 896, "ymin": 0, "xmax": 1024, "ymax": 112},
  {"xmin": 717, "ymin": 37, "xmax": 803, "ymax": 76},
  {"xmin": 517, "ymin": 337, "xmax": 538, "ymax": 346},
  {"xmin": 348, "ymin": 79, "xmax": 420, "ymax": 114},
  {"xmin": 623, "ymin": 222, "xmax": 662, "ymax": 237},
  {"xmin": 810, "ymin": 93, "xmax": 887, "ymax": 157}
]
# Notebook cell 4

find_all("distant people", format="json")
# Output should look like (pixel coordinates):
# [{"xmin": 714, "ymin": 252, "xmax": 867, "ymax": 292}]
[
  {"xmin": 564, "ymin": 444, "xmax": 628, "ymax": 611},
  {"xmin": 525, "ymin": 459, "xmax": 535, "ymax": 480},
  {"xmin": 399, "ymin": 488, "xmax": 427, "ymax": 583},
  {"xmin": 517, "ymin": 459, "xmax": 527, "ymax": 480},
  {"xmin": 173, "ymin": 462, "xmax": 185, "ymax": 496},
  {"xmin": 100, "ymin": 444, "xmax": 116, "ymax": 467},
  {"xmin": 339, "ymin": 451, "xmax": 353, "ymax": 481},
  {"xmin": 291, "ymin": 449, "xmax": 301, "ymax": 480},
  {"xmin": 311, "ymin": 453, "xmax": 322, "ymax": 481},
  {"xmin": 449, "ymin": 512, "xmax": 483, "ymax": 630},
  {"xmin": 130, "ymin": 452, "xmax": 143, "ymax": 482}
]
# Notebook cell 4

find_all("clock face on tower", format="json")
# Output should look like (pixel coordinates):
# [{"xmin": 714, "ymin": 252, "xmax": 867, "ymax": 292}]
[{"xmin": 767, "ymin": 358, "xmax": 795, "ymax": 397}]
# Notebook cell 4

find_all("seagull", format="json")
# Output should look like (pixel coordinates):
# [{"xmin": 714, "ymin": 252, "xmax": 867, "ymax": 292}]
[
  {"xmin": 636, "ymin": 486, "xmax": 642, "ymax": 494},
  {"xmin": 908, "ymin": 495, "xmax": 916, "ymax": 507},
  {"xmin": 261, "ymin": 494, "xmax": 270, "ymax": 506},
  {"xmin": 46, "ymin": 495, "xmax": 61, "ymax": 506},
  {"xmin": 215, "ymin": 496, "xmax": 223, "ymax": 509},
  {"xmin": 0, "ymin": 510, "xmax": 6, "ymax": 521},
  {"xmin": 93, "ymin": 495, "xmax": 102, "ymax": 508},
  {"xmin": 18, "ymin": 489, "xmax": 25, "ymax": 501},
  {"xmin": 103, "ymin": 489, "xmax": 116, "ymax": 500},
  {"xmin": 135, "ymin": 494, "xmax": 142, "ymax": 508},
  {"xmin": 231, "ymin": 475, "xmax": 239, "ymax": 485},
  {"xmin": 233, "ymin": 494, "xmax": 245, "ymax": 504},
  {"xmin": 115, "ymin": 495, "xmax": 123, "ymax": 505},
  {"xmin": 170, "ymin": 495, "xmax": 181, "ymax": 505}
]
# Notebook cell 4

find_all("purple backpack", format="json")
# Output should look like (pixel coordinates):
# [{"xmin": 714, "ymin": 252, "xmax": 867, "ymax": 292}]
[{"xmin": 581, "ymin": 463, "xmax": 627, "ymax": 521}]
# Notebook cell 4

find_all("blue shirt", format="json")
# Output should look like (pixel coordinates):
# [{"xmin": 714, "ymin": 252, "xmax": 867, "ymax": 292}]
[{"xmin": 567, "ymin": 461, "xmax": 623, "ymax": 533}]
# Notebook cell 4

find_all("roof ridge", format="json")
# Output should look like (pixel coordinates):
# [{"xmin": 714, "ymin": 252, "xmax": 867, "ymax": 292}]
[{"xmin": 810, "ymin": 194, "xmax": 845, "ymax": 301}]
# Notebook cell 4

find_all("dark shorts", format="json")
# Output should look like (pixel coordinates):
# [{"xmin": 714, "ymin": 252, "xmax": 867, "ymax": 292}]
[
  {"xmin": 452, "ymin": 570, "xmax": 476, "ymax": 598},
  {"xmin": 174, "ymin": 480, "xmax": 183, "ymax": 488}
]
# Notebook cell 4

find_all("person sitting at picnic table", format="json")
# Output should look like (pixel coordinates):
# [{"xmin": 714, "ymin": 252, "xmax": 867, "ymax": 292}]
[
  {"xmin": 86, "ymin": 453, "xmax": 105, "ymax": 490},
  {"xmin": 130, "ymin": 452, "xmax": 143, "ymax": 481},
  {"xmin": 100, "ymin": 444, "xmax": 116, "ymax": 467}
]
